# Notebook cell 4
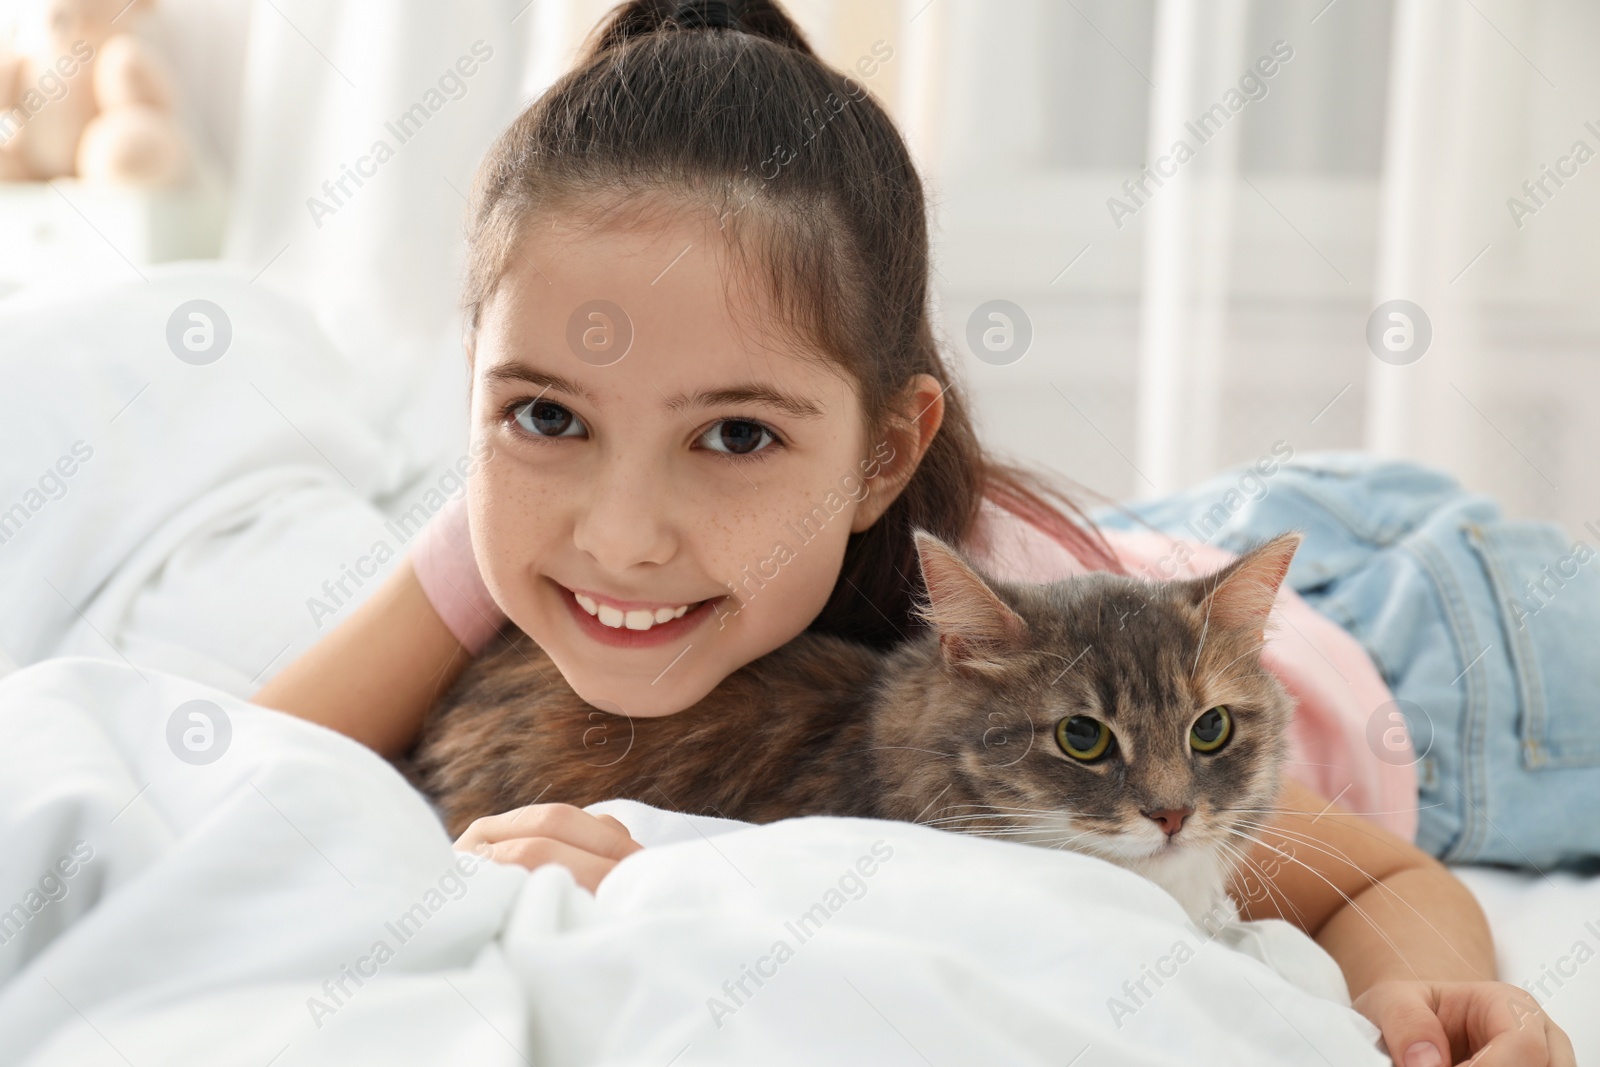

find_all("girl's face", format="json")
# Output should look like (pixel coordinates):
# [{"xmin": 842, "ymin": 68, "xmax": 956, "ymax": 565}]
[{"xmin": 468, "ymin": 206, "xmax": 910, "ymax": 717}]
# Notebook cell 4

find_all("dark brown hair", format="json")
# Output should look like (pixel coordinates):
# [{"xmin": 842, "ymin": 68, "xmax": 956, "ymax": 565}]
[{"xmin": 462, "ymin": 0, "xmax": 1126, "ymax": 649}]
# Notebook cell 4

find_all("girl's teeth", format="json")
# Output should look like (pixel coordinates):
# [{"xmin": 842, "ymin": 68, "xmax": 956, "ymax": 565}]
[{"xmin": 575, "ymin": 590, "xmax": 697, "ymax": 630}]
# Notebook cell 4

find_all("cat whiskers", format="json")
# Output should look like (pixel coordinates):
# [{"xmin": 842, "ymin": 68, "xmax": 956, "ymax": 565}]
[
  {"xmin": 924, "ymin": 811, "xmax": 1081, "ymax": 825},
  {"xmin": 953, "ymin": 825, "xmax": 1104, "ymax": 852},
  {"xmin": 1218, "ymin": 823, "xmax": 1477, "ymax": 978},
  {"xmin": 1235, "ymin": 834, "xmax": 1427, "ymax": 962},
  {"xmin": 925, "ymin": 816, "xmax": 1088, "ymax": 837},
  {"xmin": 924, "ymin": 806, "xmax": 1107, "ymax": 853},
  {"xmin": 1216, "ymin": 827, "xmax": 1410, "ymax": 964},
  {"xmin": 1223, "ymin": 820, "xmax": 1481, "ymax": 976},
  {"xmin": 930, "ymin": 802, "xmax": 1090, "ymax": 818},
  {"xmin": 1215, "ymin": 803, "xmax": 1448, "ymax": 854},
  {"xmin": 924, "ymin": 803, "xmax": 1097, "ymax": 828},
  {"xmin": 1191, "ymin": 580, "xmax": 1217, "ymax": 679},
  {"xmin": 866, "ymin": 745, "xmax": 959, "ymax": 760},
  {"xmin": 1218, "ymin": 802, "xmax": 1447, "ymax": 819},
  {"xmin": 1202, "ymin": 810, "xmax": 1328, "ymax": 929},
  {"xmin": 1213, "ymin": 837, "xmax": 1309, "ymax": 930},
  {"xmin": 1211, "ymin": 640, "xmax": 1268, "ymax": 677},
  {"xmin": 926, "ymin": 806, "xmax": 1090, "ymax": 835}
]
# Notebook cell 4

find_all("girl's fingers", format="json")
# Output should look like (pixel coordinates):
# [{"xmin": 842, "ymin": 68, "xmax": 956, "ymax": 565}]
[
  {"xmin": 455, "ymin": 803, "xmax": 642, "ymax": 861},
  {"xmin": 1463, "ymin": 1029, "xmax": 1549, "ymax": 1067},
  {"xmin": 481, "ymin": 835, "xmax": 620, "ymax": 893},
  {"xmin": 1352, "ymin": 981, "xmax": 1575, "ymax": 1067},
  {"xmin": 594, "ymin": 813, "xmax": 632, "ymax": 836},
  {"xmin": 1355, "ymin": 983, "xmax": 1451, "ymax": 1067},
  {"xmin": 1543, "ymin": 1015, "xmax": 1579, "ymax": 1067},
  {"xmin": 1462, "ymin": 985, "xmax": 1561, "ymax": 1067}
]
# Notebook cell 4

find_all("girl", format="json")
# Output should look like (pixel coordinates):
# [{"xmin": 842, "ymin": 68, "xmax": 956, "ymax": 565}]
[{"xmin": 256, "ymin": 2, "xmax": 1576, "ymax": 1063}]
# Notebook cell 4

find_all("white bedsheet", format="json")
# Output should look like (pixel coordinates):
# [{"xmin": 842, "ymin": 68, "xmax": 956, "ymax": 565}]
[
  {"xmin": 1, "ymin": 268, "xmax": 1597, "ymax": 1064},
  {"xmin": 0, "ymin": 266, "xmax": 467, "ymax": 697},
  {"xmin": 0, "ymin": 656, "xmax": 1389, "ymax": 1066}
]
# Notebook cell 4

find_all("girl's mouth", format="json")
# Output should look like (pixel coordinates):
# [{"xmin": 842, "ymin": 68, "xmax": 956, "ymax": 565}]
[{"xmin": 554, "ymin": 579, "xmax": 723, "ymax": 649}]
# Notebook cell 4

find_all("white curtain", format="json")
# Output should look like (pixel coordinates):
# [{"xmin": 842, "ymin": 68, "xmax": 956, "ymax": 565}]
[
  {"xmin": 1365, "ymin": 0, "xmax": 1600, "ymax": 525},
  {"xmin": 221, "ymin": 0, "xmax": 531, "ymax": 462},
  {"xmin": 150, "ymin": 0, "xmax": 1600, "ymax": 530},
  {"xmin": 919, "ymin": 0, "xmax": 1600, "ymax": 537}
]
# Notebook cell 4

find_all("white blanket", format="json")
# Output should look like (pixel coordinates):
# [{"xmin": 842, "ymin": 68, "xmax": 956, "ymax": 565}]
[{"xmin": 0, "ymin": 658, "xmax": 1388, "ymax": 1066}]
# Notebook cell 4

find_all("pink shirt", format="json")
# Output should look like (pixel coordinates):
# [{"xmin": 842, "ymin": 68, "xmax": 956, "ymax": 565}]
[{"xmin": 966, "ymin": 496, "xmax": 1418, "ymax": 843}]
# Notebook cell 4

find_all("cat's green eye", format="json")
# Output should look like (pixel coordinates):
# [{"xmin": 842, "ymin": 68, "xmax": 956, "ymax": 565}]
[
  {"xmin": 1190, "ymin": 706, "xmax": 1232, "ymax": 753},
  {"xmin": 1056, "ymin": 715, "xmax": 1113, "ymax": 761}
]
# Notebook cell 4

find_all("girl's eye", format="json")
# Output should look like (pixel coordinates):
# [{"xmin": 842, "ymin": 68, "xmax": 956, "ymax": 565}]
[
  {"xmin": 698, "ymin": 419, "xmax": 779, "ymax": 457},
  {"xmin": 512, "ymin": 400, "xmax": 586, "ymax": 439},
  {"xmin": 1190, "ymin": 706, "xmax": 1232, "ymax": 753},
  {"xmin": 1055, "ymin": 715, "xmax": 1113, "ymax": 762}
]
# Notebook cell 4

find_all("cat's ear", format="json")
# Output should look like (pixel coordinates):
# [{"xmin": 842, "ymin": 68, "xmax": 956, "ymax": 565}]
[
  {"xmin": 1188, "ymin": 532, "xmax": 1304, "ymax": 637},
  {"xmin": 911, "ymin": 529, "xmax": 1029, "ymax": 674}
]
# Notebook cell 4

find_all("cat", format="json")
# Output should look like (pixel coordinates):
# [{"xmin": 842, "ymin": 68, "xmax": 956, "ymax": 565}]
[{"xmin": 404, "ymin": 527, "xmax": 1302, "ymax": 925}]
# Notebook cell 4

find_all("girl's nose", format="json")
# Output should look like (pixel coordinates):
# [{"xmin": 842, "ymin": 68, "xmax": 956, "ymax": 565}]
[{"xmin": 570, "ymin": 455, "xmax": 678, "ymax": 570}]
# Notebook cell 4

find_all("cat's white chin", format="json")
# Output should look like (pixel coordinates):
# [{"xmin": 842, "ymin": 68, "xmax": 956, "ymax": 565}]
[{"xmin": 1121, "ymin": 845, "xmax": 1239, "ymax": 930}]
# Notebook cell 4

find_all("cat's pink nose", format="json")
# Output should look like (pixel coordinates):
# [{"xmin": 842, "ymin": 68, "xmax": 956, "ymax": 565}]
[{"xmin": 1143, "ymin": 807, "xmax": 1194, "ymax": 837}]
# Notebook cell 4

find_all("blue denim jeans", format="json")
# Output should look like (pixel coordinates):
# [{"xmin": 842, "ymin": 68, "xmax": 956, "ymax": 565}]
[{"xmin": 1089, "ymin": 450, "xmax": 1600, "ymax": 871}]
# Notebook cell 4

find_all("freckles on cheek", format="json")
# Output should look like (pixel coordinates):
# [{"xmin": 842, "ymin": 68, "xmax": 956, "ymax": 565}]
[
  {"xmin": 708, "ymin": 497, "xmax": 849, "ymax": 634},
  {"xmin": 697, "ymin": 510, "xmax": 757, "ymax": 588},
  {"xmin": 475, "ymin": 463, "xmax": 562, "ymax": 576}
]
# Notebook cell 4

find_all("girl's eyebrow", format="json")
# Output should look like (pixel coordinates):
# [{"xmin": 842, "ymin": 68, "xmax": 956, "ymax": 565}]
[
  {"xmin": 484, "ymin": 363, "xmax": 825, "ymax": 419},
  {"xmin": 484, "ymin": 364, "xmax": 595, "ymax": 403},
  {"xmin": 673, "ymin": 385, "xmax": 823, "ymax": 420}
]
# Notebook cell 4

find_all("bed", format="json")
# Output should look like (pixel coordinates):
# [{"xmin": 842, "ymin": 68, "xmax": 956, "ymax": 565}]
[{"xmin": 1, "ymin": 269, "xmax": 1594, "ymax": 1065}]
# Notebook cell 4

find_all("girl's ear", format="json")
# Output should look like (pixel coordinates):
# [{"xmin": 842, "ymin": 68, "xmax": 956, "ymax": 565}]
[
  {"xmin": 911, "ymin": 529, "xmax": 1029, "ymax": 674},
  {"xmin": 849, "ymin": 373, "xmax": 946, "ymax": 532}
]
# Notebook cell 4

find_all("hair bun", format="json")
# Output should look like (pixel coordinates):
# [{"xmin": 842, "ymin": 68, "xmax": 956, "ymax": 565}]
[
  {"xmin": 585, "ymin": 0, "xmax": 815, "ymax": 61},
  {"xmin": 672, "ymin": 0, "xmax": 739, "ymax": 30}
]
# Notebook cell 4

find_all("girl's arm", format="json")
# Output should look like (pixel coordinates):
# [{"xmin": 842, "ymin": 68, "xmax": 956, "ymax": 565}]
[
  {"xmin": 252, "ymin": 558, "xmax": 472, "ymax": 759},
  {"xmin": 253, "ymin": 550, "xmax": 644, "ymax": 884},
  {"xmin": 1234, "ymin": 778, "xmax": 1574, "ymax": 1066}
]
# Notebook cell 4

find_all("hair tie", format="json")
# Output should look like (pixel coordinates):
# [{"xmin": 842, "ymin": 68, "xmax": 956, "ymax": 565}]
[{"xmin": 673, "ymin": 0, "xmax": 739, "ymax": 31}]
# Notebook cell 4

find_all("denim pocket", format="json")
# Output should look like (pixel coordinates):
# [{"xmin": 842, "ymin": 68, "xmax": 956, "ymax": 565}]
[{"xmin": 1463, "ymin": 518, "xmax": 1600, "ymax": 770}]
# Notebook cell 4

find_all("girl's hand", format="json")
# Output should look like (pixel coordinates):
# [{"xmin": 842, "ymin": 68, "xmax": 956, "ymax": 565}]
[
  {"xmin": 1353, "ymin": 980, "xmax": 1576, "ymax": 1066},
  {"xmin": 454, "ymin": 803, "xmax": 643, "ymax": 893}
]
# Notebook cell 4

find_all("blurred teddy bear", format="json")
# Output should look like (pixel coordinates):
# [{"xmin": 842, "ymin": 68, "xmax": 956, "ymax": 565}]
[{"xmin": 0, "ymin": 0, "xmax": 188, "ymax": 184}]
